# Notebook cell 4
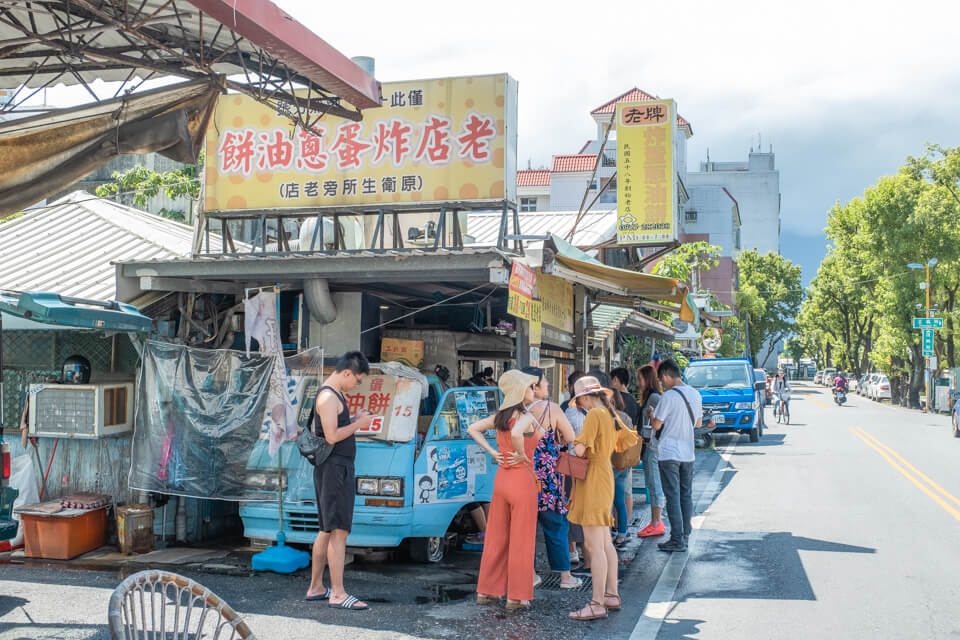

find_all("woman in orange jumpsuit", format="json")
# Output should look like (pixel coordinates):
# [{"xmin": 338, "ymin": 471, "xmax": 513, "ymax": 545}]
[{"xmin": 467, "ymin": 369, "xmax": 543, "ymax": 609}]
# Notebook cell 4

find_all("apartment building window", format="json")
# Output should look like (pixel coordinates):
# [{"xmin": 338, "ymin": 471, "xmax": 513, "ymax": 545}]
[
  {"xmin": 685, "ymin": 209, "xmax": 698, "ymax": 223},
  {"xmin": 520, "ymin": 197, "xmax": 538, "ymax": 212},
  {"xmin": 602, "ymin": 153, "xmax": 616, "ymax": 167}
]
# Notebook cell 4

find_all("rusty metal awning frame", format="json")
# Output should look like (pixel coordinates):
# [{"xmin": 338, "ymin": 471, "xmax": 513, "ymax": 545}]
[{"xmin": 0, "ymin": 0, "xmax": 381, "ymax": 127}]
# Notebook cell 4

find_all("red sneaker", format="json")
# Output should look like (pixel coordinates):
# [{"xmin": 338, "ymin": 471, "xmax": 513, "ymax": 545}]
[{"xmin": 638, "ymin": 521, "xmax": 666, "ymax": 537}]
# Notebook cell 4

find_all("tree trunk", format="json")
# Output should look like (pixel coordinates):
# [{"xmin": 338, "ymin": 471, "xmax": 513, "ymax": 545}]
[{"xmin": 908, "ymin": 346, "xmax": 923, "ymax": 409}]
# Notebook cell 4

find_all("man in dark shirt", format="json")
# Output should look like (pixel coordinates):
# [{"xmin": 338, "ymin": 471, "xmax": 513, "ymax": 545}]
[
  {"xmin": 305, "ymin": 351, "xmax": 373, "ymax": 610},
  {"xmin": 611, "ymin": 367, "xmax": 641, "ymax": 426}
]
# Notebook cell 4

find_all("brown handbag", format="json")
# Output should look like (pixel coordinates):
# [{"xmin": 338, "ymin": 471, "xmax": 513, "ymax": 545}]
[{"xmin": 557, "ymin": 452, "xmax": 588, "ymax": 480}]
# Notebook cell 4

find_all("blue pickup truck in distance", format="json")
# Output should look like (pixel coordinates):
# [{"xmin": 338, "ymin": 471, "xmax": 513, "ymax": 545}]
[{"xmin": 684, "ymin": 358, "xmax": 764, "ymax": 443}]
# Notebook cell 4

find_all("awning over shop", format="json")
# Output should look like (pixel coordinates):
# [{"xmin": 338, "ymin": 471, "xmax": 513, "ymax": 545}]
[
  {"xmin": 547, "ymin": 235, "xmax": 699, "ymax": 325},
  {"xmin": 590, "ymin": 304, "xmax": 679, "ymax": 342},
  {"xmin": 0, "ymin": 291, "xmax": 151, "ymax": 332},
  {"xmin": 0, "ymin": 80, "xmax": 219, "ymax": 218}
]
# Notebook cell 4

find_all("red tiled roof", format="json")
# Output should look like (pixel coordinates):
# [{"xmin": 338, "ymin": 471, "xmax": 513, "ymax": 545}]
[
  {"xmin": 517, "ymin": 169, "xmax": 551, "ymax": 186},
  {"xmin": 591, "ymin": 87, "xmax": 691, "ymax": 130},
  {"xmin": 552, "ymin": 154, "xmax": 598, "ymax": 172}
]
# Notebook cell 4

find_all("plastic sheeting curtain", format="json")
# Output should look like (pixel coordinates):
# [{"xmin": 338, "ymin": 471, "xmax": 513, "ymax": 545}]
[
  {"xmin": 128, "ymin": 340, "xmax": 274, "ymax": 500},
  {"xmin": 0, "ymin": 80, "xmax": 220, "ymax": 218}
]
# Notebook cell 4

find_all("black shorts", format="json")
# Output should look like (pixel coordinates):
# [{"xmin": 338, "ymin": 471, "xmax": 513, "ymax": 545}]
[{"xmin": 313, "ymin": 458, "xmax": 355, "ymax": 533}]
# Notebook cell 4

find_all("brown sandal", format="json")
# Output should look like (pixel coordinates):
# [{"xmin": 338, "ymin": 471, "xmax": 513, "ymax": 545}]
[
  {"xmin": 476, "ymin": 594, "xmax": 498, "ymax": 605},
  {"xmin": 604, "ymin": 593, "xmax": 622, "ymax": 610},
  {"xmin": 568, "ymin": 601, "xmax": 608, "ymax": 620},
  {"xmin": 505, "ymin": 599, "xmax": 531, "ymax": 610}
]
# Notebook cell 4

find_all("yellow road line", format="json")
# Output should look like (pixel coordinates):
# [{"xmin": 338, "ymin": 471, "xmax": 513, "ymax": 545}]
[
  {"xmin": 855, "ymin": 427, "xmax": 960, "ymax": 511},
  {"xmin": 850, "ymin": 426, "xmax": 960, "ymax": 522}
]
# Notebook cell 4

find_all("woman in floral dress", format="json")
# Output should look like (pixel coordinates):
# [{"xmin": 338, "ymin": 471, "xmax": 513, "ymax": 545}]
[{"xmin": 522, "ymin": 367, "xmax": 581, "ymax": 589}]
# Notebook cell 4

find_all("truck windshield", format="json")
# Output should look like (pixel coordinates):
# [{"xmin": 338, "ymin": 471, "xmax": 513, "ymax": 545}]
[{"xmin": 685, "ymin": 362, "xmax": 753, "ymax": 389}]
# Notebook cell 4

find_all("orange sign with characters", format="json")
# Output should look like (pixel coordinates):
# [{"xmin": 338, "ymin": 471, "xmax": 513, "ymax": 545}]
[{"xmin": 507, "ymin": 260, "xmax": 536, "ymax": 320}]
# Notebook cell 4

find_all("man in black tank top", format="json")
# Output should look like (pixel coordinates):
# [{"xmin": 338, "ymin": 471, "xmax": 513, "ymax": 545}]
[{"xmin": 306, "ymin": 351, "xmax": 373, "ymax": 610}]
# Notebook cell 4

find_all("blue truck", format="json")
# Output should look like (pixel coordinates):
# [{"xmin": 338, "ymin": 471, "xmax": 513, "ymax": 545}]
[
  {"xmin": 239, "ymin": 374, "xmax": 501, "ymax": 563},
  {"xmin": 684, "ymin": 357, "xmax": 765, "ymax": 443}
]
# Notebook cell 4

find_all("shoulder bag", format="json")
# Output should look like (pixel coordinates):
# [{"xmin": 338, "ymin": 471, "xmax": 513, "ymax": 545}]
[
  {"xmin": 657, "ymin": 389, "xmax": 697, "ymax": 440},
  {"xmin": 611, "ymin": 416, "xmax": 643, "ymax": 470},
  {"xmin": 297, "ymin": 407, "xmax": 335, "ymax": 466}
]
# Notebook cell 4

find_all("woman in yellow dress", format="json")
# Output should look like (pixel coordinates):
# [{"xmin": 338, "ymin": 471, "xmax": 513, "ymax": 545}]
[{"xmin": 566, "ymin": 376, "xmax": 639, "ymax": 621}]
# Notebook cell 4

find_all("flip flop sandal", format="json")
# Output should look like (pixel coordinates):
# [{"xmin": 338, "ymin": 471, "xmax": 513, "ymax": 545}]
[
  {"xmin": 305, "ymin": 588, "xmax": 330, "ymax": 601},
  {"xmin": 604, "ymin": 593, "xmax": 622, "ymax": 610},
  {"xmin": 328, "ymin": 595, "xmax": 369, "ymax": 610},
  {"xmin": 568, "ymin": 601, "xmax": 608, "ymax": 621},
  {"xmin": 505, "ymin": 600, "xmax": 531, "ymax": 610},
  {"xmin": 476, "ymin": 594, "xmax": 499, "ymax": 605}
]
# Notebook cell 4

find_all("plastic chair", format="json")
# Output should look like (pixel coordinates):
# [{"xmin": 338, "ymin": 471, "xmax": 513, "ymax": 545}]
[{"xmin": 108, "ymin": 570, "xmax": 256, "ymax": 639}]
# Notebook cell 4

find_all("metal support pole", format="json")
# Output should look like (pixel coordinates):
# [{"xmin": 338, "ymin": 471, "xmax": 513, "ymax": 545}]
[{"xmin": 516, "ymin": 317, "xmax": 530, "ymax": 369}]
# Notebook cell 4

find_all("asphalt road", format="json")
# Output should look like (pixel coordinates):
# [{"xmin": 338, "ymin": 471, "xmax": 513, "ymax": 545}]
[{"xmin": 2, "ymin": 381, "xmax": 959, "ymax": 639}]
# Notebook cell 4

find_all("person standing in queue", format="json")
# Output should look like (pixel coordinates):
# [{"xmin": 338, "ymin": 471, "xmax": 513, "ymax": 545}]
[
  {"xmin": 561, "ymin": 369, "xmax": 588, "ymax": 567},
  {"xmin": 566, "ymin": 376, "xmax": 639, "ymax": 621},
  {"xmin": 636, "ymin": 364, "xmax": 667, "ymax": 538},
  {"xmin": 521, "ymin": 366, "xmax": 582, "ymax": 590},
  {"xmin": 305, "ymin": 351, "xmax": 374, "ymax": 611},
  {"xmin": 468, "ymin": 369, "xmax": 543, "ymax": 609}
]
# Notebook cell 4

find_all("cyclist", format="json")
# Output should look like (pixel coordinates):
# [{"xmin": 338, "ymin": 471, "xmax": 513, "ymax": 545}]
[{"xmin": 772, "ymin": 369, "xmax": 791, "ymax": 421}]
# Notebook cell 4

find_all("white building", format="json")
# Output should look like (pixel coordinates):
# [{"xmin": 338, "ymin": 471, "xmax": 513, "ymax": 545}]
[{"xmin": 685, "ymin": 151, "xmax": 781, "ymax": 255}]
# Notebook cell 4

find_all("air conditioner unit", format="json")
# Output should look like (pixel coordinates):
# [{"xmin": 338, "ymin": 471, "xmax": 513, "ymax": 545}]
[{"xmin": 28, "ymin": 383, "xmax": 134, "ymax": 438}]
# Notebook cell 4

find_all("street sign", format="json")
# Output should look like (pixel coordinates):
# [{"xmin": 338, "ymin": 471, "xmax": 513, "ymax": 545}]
[
  {"xmin": 913, "ymin": 317, "xmax": 943, "ymax": 329},
  {"xmin": 922, "ymin": 329, "xmax": 935, "ymax": 356}
]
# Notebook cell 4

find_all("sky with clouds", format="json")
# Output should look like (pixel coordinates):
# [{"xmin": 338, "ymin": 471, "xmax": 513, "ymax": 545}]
[{"xmin": 34, "ymin": 0, "xmax": 960, "ymax": 284}]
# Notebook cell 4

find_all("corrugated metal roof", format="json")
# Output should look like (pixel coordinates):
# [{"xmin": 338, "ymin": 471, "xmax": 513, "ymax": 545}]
[
  {"xmin": 467, "ymin": 210, "xmax": 616, "ymax": 248},
  {"xmin": 0, "ymin": 191, "xmax": 215, "ymax": 301},
  {"xmin": 590, "ymin": 304, "xmax": 678, "ymax": 340}
]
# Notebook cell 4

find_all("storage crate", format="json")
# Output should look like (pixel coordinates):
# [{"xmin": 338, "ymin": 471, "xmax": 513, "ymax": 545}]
[{"xmin": 21, "ymin": 506, "xmax": 108, "ymax": 560}]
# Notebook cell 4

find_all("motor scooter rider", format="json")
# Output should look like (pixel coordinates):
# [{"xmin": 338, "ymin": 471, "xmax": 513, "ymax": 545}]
[{"xmin": 833, "ymin": 373, "xmax": 848, "ymax": 393}]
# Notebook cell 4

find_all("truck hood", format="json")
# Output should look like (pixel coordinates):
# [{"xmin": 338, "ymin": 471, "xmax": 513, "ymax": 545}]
[{"xmin": 694, "ymin": 387, "xmax": 753, "ymax": 402}]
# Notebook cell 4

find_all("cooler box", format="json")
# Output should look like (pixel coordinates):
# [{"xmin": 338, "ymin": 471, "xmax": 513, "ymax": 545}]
[{"xmin": 21, "ymin": 506, "xmax": 108, "ymax": 560}]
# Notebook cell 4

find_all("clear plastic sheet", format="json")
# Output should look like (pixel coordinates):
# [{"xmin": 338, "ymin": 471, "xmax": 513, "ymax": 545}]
[{"xmin": 128, "ymin": 341, "xmax": 275, "ymax": 500}]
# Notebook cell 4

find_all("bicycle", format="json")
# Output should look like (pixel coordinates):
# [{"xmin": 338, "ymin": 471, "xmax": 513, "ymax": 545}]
[{"xmin": 775, "ymin": 393, "xmax": 790, "ymax": 424}]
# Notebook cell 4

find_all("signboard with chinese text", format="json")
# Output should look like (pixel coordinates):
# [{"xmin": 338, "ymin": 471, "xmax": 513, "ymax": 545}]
[
  {"xmin": 922, "ymin": 329, "xmax": 935, "ymax": 356},
  {"xmin": 381, "ymin": 337, "xmax": 425, "ymax": 368},
  {"xmin": 913, "ymin": 317, "xmax": 943, "ymax": 329},
  {"xmin": 298, "ymin": 374, "xmax": 421, "ymax": 442},
  {"xmin": 529, "ymin": 300, "xmax": 542, "ymax": 346},
  {"xmin": 204, "ymin": 74, "xmax": 518, "ymax": 212},
  {"xmin": 507, "ymin": 260, "xmax": 536, "ymax": 320},
  {"xmin": 537, "ymin": 272, "xmax": 574, "ymax": 333},
  {"xmin": 615, "ymin": 99, "xmax": 677, "ymax": 245}
]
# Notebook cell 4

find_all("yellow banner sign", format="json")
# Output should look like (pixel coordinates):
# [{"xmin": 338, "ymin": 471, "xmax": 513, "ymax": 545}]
[
  {"xmin": 616, "ymin": 99, "xmax": 676, "ymax": 245},
  {"xmin": 537, "ymin": 272, "xmax": 574, "ymax": 333},
  {"xmin": 530, "ymin": 300, "xmax": 542, "ymax": 345},
  {"xmin": 204, "ymin": 74, "xmax": 517, "ymax": 211}
]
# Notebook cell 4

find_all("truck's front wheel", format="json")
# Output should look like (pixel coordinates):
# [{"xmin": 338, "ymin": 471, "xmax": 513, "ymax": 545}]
[
  {"xmin": 748, "ymin": 424, "xmax": 760, "ymax": 443},
  {"xmin": 409, "ymin": 536, "xmax": 445, "ymax": 563}
]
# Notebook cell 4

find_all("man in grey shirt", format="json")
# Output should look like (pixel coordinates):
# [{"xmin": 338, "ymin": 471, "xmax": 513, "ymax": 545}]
[{"xmin": 651, "ymin": 359, "xmax": 702, "ymax": 552}]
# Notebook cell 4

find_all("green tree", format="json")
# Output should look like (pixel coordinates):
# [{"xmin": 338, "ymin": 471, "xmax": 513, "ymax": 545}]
[
  {"xmin": 95, "ymin": 151, "xmax": 203, "ymax": 223},
  {"xmin": 736, "ymin": 250, "xmax": 803, "ymax": 365},
  {"xmin": 653, "ymin": 241, "xmax": 722, "ymax": 289}
]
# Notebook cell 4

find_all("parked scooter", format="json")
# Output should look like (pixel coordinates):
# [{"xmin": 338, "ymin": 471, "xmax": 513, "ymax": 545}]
[{"xmin": 834, "ymin": 388, "xmax": 847, "ymax": 405}]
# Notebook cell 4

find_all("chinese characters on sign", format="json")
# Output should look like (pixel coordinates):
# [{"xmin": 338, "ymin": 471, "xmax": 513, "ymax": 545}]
[
  {"xmin": 529, "ymin": 300, "xmax": 542, "ymax": 367},
  {"xmin": 536, "ymin": 272, "xmax": 574, "ymax": 333},
  {"xmin": 380, "ymin": 337, "xmax": 425, "ymax": 368},
  {"xmin": 616, "ymin": 99, "xmax": 677, "ymax": 245},
  {"xmin": 507, "ymin": 260, "xmax": 536, "ymax": 320},
  {"xmin": 205, "ymin": 74, "xmax": 518, "ymax": 211}
]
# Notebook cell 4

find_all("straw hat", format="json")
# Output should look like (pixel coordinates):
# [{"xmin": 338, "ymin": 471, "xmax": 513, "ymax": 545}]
[
  {"xmin": 571, "ymin": 375, "xmax": 614, "ymax": 401},
  {"xmin": 497, "ymin": 369, "xmax": 539, "ymax": 410}
]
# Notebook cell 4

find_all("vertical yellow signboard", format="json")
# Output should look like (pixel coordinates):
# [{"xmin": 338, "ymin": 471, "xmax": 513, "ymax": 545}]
[{"xmin": 616, "ymin": 100, "xmax": 676, "ymax": 245}]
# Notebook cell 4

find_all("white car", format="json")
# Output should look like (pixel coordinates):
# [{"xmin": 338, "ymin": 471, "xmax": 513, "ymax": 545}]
[{"xmin": 874, "ymin": 376, "xmax": 891, "ymax": 402}]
